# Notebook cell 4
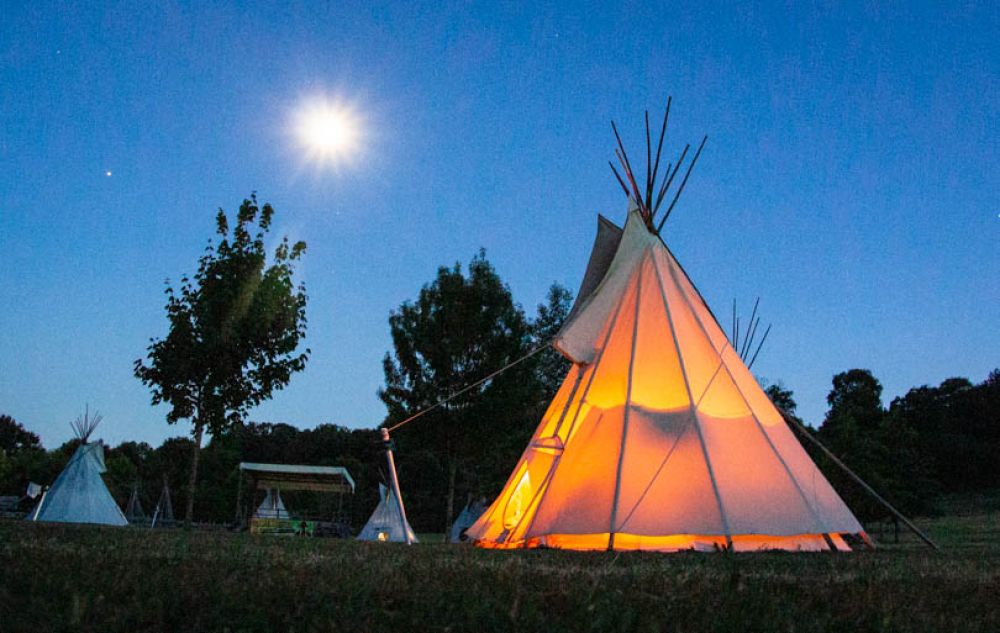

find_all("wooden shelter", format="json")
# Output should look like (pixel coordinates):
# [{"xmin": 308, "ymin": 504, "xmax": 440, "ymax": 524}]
[{"xmin": 235, "ymin": 462, "xmax": 355, "ymax": 536}]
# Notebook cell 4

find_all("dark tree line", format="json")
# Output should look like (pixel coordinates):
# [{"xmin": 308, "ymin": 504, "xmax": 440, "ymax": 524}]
[
  {"xmin": 768, "ymin": 368, "xmax": 1000, "ymax": 521},
  {"xmin": 3, "ymin": 366, "xmax": 995, "ymax": 530}
]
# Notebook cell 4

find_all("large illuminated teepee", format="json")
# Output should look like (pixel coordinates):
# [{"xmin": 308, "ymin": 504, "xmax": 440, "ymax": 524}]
[{"xmin": 467, "ymin": 106, "xmax": 866, "ymax": 552}]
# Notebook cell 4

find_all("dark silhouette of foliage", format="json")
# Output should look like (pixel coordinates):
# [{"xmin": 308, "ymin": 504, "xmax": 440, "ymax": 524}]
[
  {"xmin": 812, "ymin": 369, "xmax": 936, "ymax": 519},
  {"xmin": 764, "ymin": 382, "xmax": 800, "ymax": 422},
  {"xmin": 887, "ymin": 371, "xmax": 1000, "ymax": 492},
  {"xmin": 532, "ymin": 283, "xmax": 574, "ymax": 402},
  {"xmin": 379, "ymin": 250, "xmax": 537, "ymax": 537},
  {"xmin": 3, "ymin": 366, "xmax": 996, "ymax": 528},
  {"xmin": 0, "ymin": 415, "xmax": 41, "ymax": 454}
]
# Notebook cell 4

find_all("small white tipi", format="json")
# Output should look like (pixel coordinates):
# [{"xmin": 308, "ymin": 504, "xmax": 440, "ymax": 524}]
[
  {"xmin": 254, "ymin": 488, "xmax": 290, "ymax": 519},
  {"xmin": 357, "ymin": 483, "xmax": 418, "ymax": 543},
  {"xmin": 28, "ymin": 408, "xmax": 127, "ymax": 527}
]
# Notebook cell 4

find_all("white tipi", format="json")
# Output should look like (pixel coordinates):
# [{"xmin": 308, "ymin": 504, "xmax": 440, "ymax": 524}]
[
  {"xmin": 467, "ymin": 109, "xmax": 866, "ymax": 552},
  {"xmin": 255, "ymin": 488, "xmax": 290, "ymax": 519},
  {"xmin": 28, "ymin": 408, "xmax": 127, "ymax": 527},
  {"xmin": 124, "ymin": 484, "xmax": 147, "ymax": 522},
  {"xmin": 357, "ymin": 483, "xmax": 418, "ymax": 543},
  {"xmin": 449, "ymin": 498, "xmax": 486, "ymax": 543}
]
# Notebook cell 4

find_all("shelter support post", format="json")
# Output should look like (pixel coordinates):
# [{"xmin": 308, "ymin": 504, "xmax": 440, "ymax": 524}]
[
  {"xmin": 779, "ymin": 408, "xmax": 940, "ymax": 551},
  {"xmin": 381, "ymin": 428, "xmax": 414, "ymax": 545},
  {"xmin": 234, "ymin": 468, "xmax": 244, "ymax": 527}
]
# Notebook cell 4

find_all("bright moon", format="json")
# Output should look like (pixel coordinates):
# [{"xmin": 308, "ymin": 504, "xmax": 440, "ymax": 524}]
[{"xmin": 293, "ymin": 98, "xmax": 361, "ymax": 167}]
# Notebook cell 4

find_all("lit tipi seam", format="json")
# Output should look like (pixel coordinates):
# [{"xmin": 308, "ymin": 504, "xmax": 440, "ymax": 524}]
[
  {"xmin": 466, "ymin": 367, "xmax": 580, "ymax": 538},
  {"xmin": 548, "ymin": 368, "xmax": 585, "ymax": 445},
  {"xmin": 608, "ymin": 250, "xmax": 647, "ymax": 550},
  {"xmin": 651, "ymin": 250, "xmax": 732, "ymax": 546},
  {"xmin": 614, "ymin": 350, "xmax": 727, "ymax": 533},
  {"xmin": 513, "ymin": 281, "xmax": 634, "ymax": 546},
  {"xmin": 662, "ymin": 253, "xmax": 830, "ymax": 536},
  {"xmin": 614, "ymin": 423, "xmax": 690, "ymax": 533}
]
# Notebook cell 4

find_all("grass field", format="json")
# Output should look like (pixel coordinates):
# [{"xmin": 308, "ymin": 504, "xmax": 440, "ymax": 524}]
[{"xmin": 2, "ymin": 514, "xmax": 998, "ymax": 633}]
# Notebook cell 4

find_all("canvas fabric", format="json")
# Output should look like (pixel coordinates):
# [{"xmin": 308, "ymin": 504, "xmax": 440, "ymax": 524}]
[
  {"xmin": 449, "ymin": 499, "xmax": 487, "ymax": 543},
  {"xmin": 28, "ymin": 442, "xmax": 128, "ymax": 526},
  {"xmin": 467, "ymin": 209, "xmax": 863, "ymax": 552},
  {"xmin": 255, "ymin": 488, "xmax": 290, "ymax": 519},
  {"xmin": 565, "ymin": 214, "xmax": 624, "ymax": 323},
  {"xmin": 357, "ymin": 483, "xmax": 418, "ymax": 543}
]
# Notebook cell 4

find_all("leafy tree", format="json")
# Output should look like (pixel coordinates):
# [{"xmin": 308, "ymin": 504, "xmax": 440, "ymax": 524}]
[
  {"xmin": 0, "ymin": 415, "xmax": 46, "ymax": 505},
  {"xmin": 824, "ymin": 369, "xmax": 884, "ymax": 433},
  {"xmin": 763, "ymin": 382, "xmax": 801, "ymax": 423},
  {"xmin": 814, "ymin": 370, "xmax": 888, "ymax": 519},
  {"xmin": 379, "ymin": 251, "xmax": 535, "ymax": 538},
  {"xmin": 134, "ymin": 195, "xmax": 309, "ymax": 526},
  {"xmin": 888, "ymin": 371, "xmax": 1000, "ymax": 492},
  {"xmin": 532, "ymin": 283, "xmax": 574, "ymax": 403},
  {"xmin": 815, "ymin": 369, "xmax": 938, "ymax": 520},
  {"xmin": 0, "ymin": 415, "xmax": 41, "ymax": 454}
]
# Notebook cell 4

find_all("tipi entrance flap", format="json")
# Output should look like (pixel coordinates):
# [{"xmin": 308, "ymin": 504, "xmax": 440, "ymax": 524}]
[{"xmin": 527, "ymin": 407, "xmax": 622, "ymax": 536}]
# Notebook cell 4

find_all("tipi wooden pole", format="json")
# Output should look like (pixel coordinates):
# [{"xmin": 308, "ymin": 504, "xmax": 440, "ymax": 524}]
[
  {"xmin": 381, "ymin": 428, "xmax": 414, "ymax": 545},
  {"xmin": 657, "ymin": 135, "xmax": 708, "ymax": 232},
  {"xmin": 779, "ymin": 409, "xmax": 941, "ymax": 551},
  {"xmin": 31, "ymin": 486, "xmax": 49, "ymax": 521}
]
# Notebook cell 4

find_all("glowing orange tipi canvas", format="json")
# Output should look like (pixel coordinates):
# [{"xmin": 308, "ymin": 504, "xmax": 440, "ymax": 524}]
[{"xmin": 467, "ymin": 206, "xmax": 866, "ymax": 552}]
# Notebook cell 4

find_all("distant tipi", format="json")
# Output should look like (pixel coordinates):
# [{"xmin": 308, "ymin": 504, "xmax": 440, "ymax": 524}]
[
  {"xmin": 449, "ymin": 498, "xmax": 486, "ymax": 543},
  {"xmin": 28, "ymin": 407, "xmax": 127, "ymax": 526},
  {"xmin": 150, "ymin": 477, "xmax": 175, "ymax": 528},
  {"xmin": 255, "ymin": 488, "xmax": 290, "ymax": 519},
  {"xmin": 357, "ymin": 483, "xmax": 418, "ymax": 543},
  {"xmin": 124, "ymin": 483, "xmax": 147, "ymax": 522},
  {"xmin": 467, "ymin": 107, "xmax": 866, "ymax": 552}
]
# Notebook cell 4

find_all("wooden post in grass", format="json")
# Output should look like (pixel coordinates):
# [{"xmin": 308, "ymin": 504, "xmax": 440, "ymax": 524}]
[{"xmin": 381, "ymin": 428, "xmax": 414, "ymax": 545}]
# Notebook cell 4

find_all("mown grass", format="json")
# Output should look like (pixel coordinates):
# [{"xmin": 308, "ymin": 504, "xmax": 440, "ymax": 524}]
[{"xmin": 1, "ymin": 514, "xmax": 998, "ymax": 633}]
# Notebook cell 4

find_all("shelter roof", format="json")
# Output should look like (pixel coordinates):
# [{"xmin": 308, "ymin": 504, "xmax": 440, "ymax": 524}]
[{"xmin": 239, "ymin": 462, "xmax": 355, "ymax": 493}]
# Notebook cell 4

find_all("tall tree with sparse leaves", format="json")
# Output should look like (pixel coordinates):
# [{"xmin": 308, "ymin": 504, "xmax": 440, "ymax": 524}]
[{"xmin": 134, "ymin": 194, "xmax": 309, "ymax": 526}]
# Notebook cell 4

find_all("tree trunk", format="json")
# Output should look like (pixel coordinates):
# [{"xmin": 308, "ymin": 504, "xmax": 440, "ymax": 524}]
[
  {"xmin": 444, "ymin": 459, "xmax": 457, "ymax": 543},
  {"xmin": 184, "ymin": 421, "xmax": 204, "ymax": 529}
]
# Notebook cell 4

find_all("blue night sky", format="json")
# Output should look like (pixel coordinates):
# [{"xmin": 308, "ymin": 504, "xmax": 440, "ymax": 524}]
[{"xmin": 1, "ymin": 2, "xmax": 997, "ymax": 448}]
